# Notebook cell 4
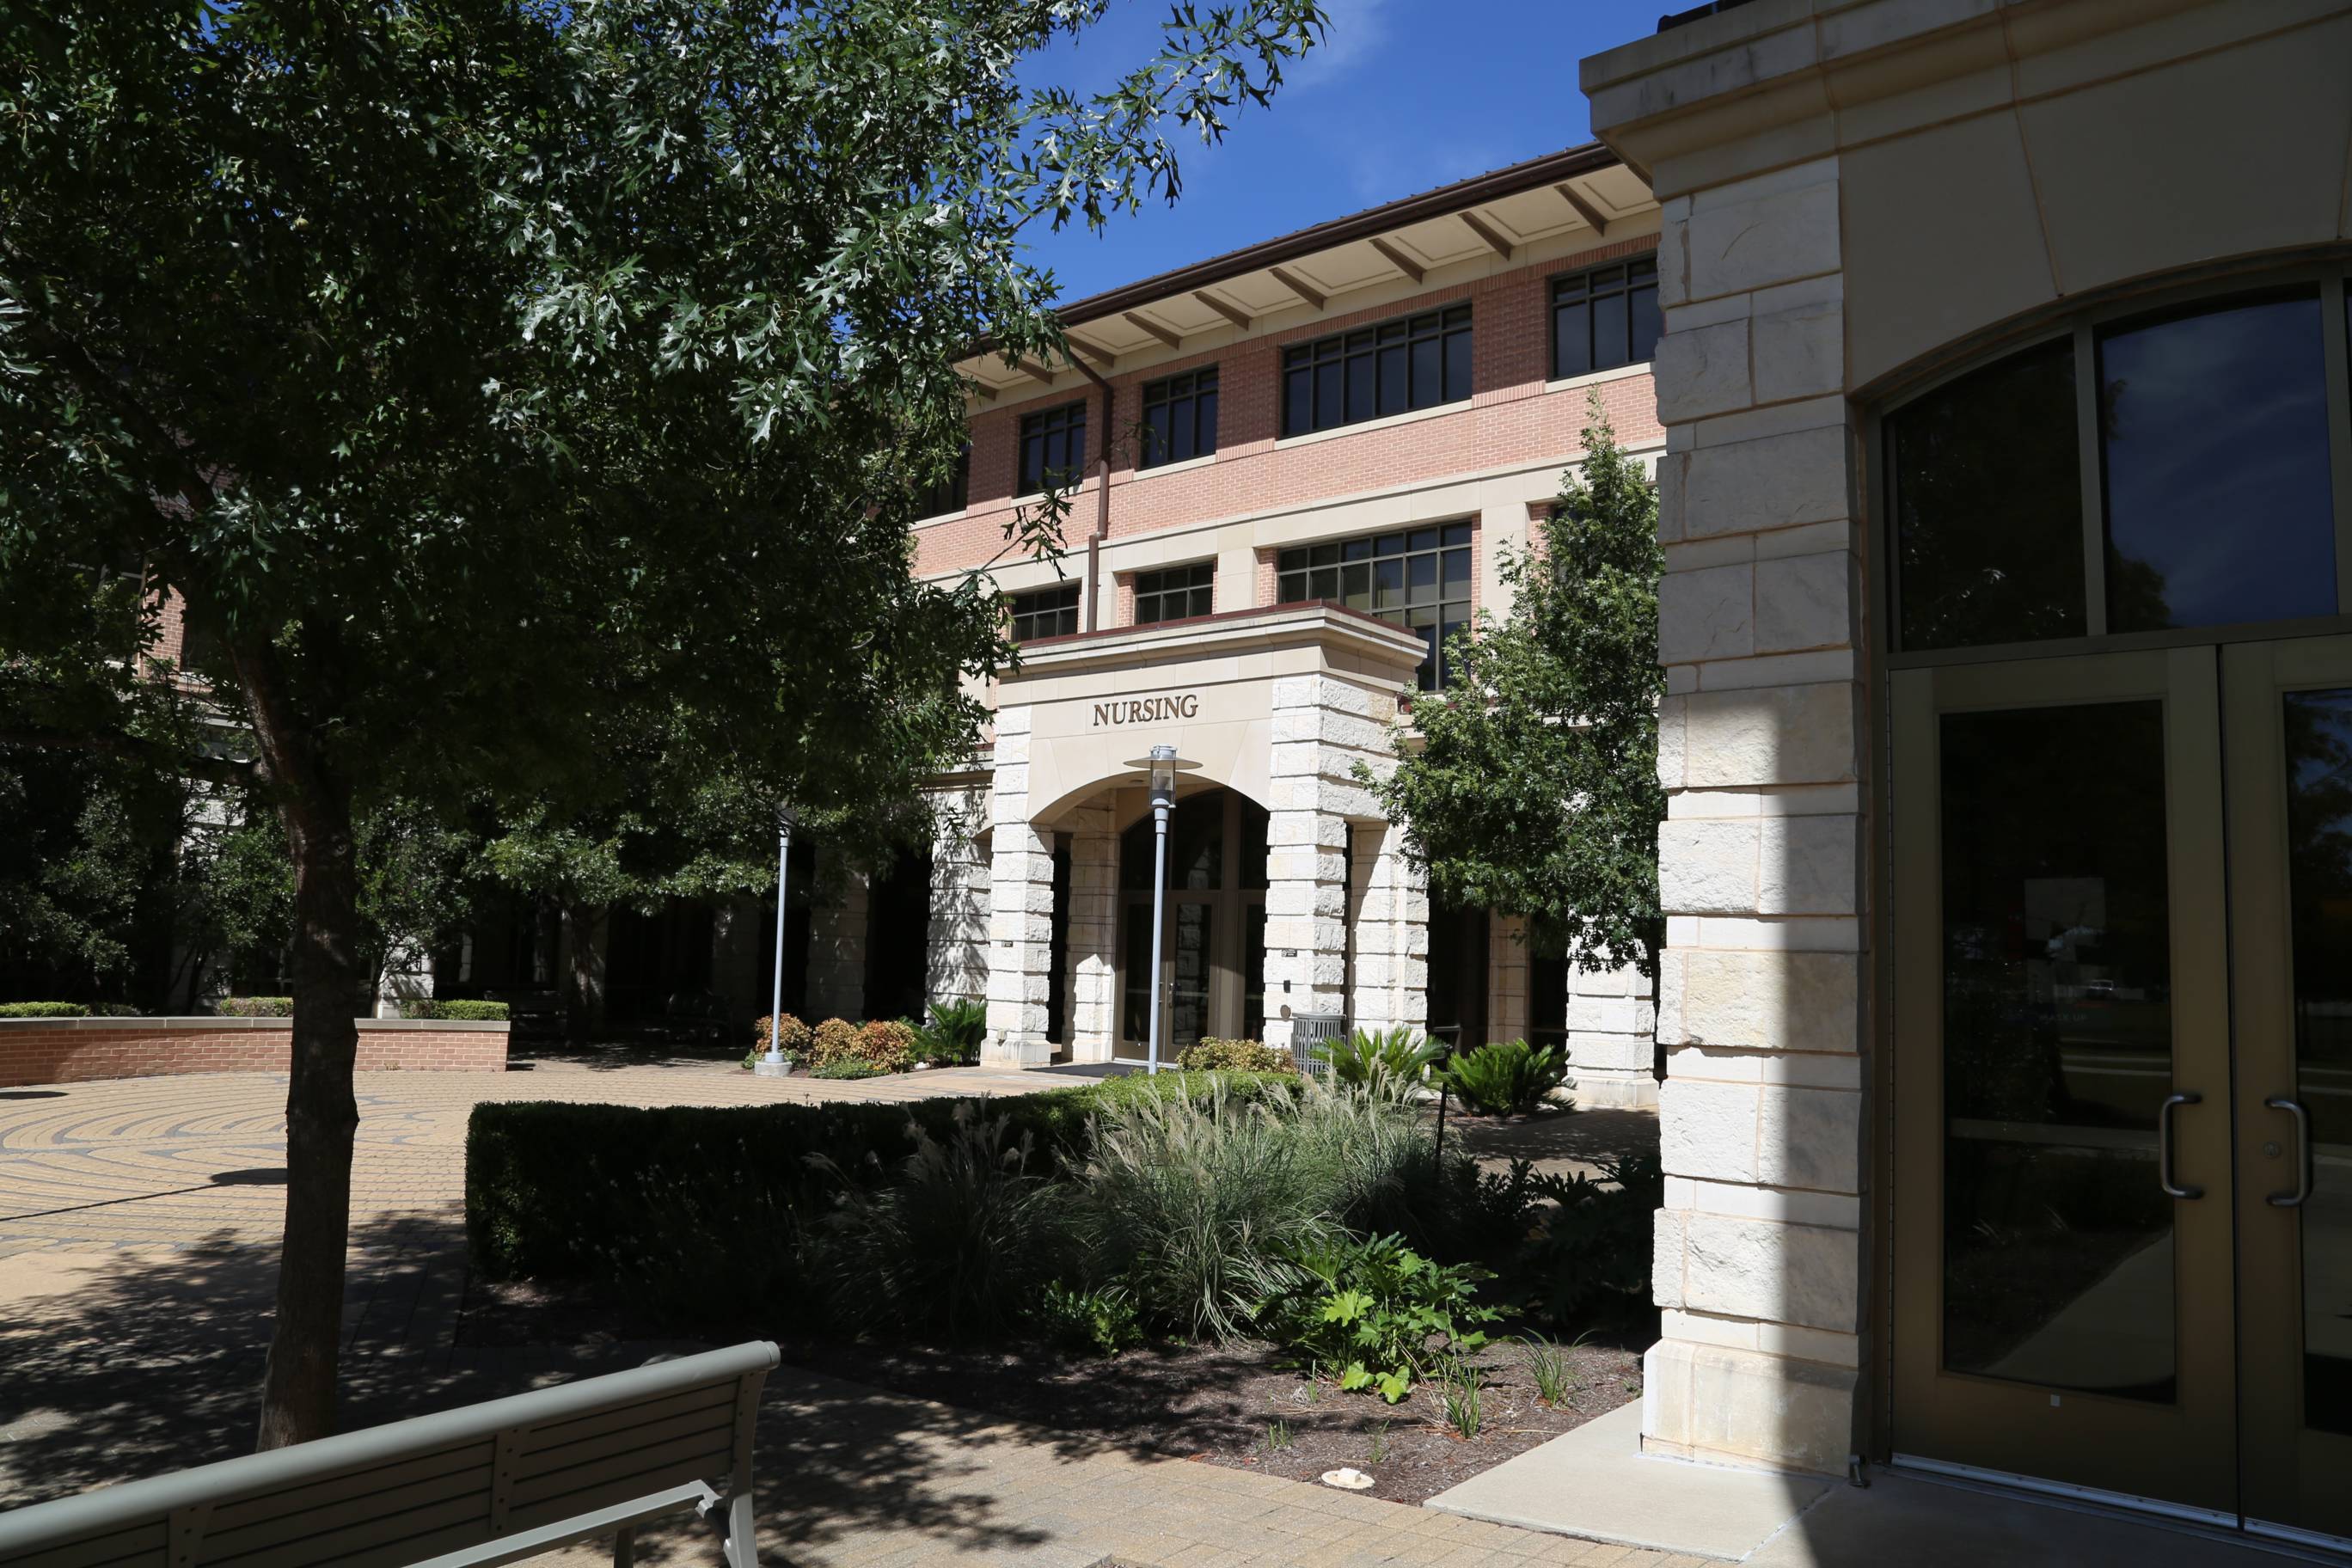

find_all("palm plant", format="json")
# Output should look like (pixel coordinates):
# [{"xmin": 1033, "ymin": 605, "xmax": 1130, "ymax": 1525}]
[
  {"xmin": 1439, "ymin": 1038, "xmax": 1570, "ymax": 1117},
  {"xmin": 912, "ymin": 996, "xmax": 989, "ymax": 1065},
  {"xmin": 1314, "ymin": 1025, "xmax": 1442, "ymax": 1092}
]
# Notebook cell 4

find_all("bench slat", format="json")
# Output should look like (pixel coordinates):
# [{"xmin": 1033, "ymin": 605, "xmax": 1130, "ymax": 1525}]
[
  {"xmin": 0, "ymin": 1522, "xmax": 164, "ymax": 1568},
  {"xmin": 405, "ymin": 1482, "xmax": 713, "ymax": 1568},
  {"xmin": 507, "ymin": 1439, "xmax": 734, "ymax": 1513},
  {"xmin": 205, "ymin": 1443, "xmax": 491, "ymax": 1535},
  {"xmin": 205, "ymin": 1490, "xmax": 490, "ymax": 1568},
  {"xmin": 517, "ymin": 1387, "xmax": 734, "ymax": 1457},
  {"xmin": 516, "ymin": 1406, "xmax": 732, "ymax": 1481},
  {"xmin": 204, "ymin": 1462, "xmax": 493, "ymax": 1561}
]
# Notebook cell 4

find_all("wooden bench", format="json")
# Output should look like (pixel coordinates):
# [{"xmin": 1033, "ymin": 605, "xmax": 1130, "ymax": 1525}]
[{"xmin": 0, "ymin": 1340, "xmax": 778, "ymax": 1568}]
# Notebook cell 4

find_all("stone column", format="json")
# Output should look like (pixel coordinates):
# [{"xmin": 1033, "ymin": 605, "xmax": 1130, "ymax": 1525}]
[
  {"xmin": 982, "ymin": 705, "xmax": 1055, "ymax": 1066},
  {"xmin": 373, "ymin": 939, "xmax": 434, "ymax": 1020},
  {"xmin": 1565, "ymin": 961, "xmax": 1658, "ymax": 1110},
  {"xmin": 803, "ymin": 849, "xmax": 868, "ymax": 1022},
  {"xmin": 1642, "ymin": 155, "xmax": 1867, "ymax": 1478},
  {"xmin": 1345, "ymin": 822, "xmax": 1428, "ymax": 1035},
  {"xmin": 925, "ymin": 786, "xmax": 990, "ymax": 1008},
  {"xmin": 1265, "ymin": 675, "xmax": 1399, "ymax": 1046},
  {"xmin": 1064, "ymin": 806, "xmax": 1119, "ymax": 1063}
]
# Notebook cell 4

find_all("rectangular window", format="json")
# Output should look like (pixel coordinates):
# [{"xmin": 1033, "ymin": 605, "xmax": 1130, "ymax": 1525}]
[
  {"xmin": 1140, "ymin": 368, "xmax": 1219, "ymax": 469},
  {"xmin": 1132, "ymin": 562, "xmax": 1215, "ymax": 626},
  {"xmin": 1277, "ymin": 521, "xmax": 1473, "ymax": 689},
  {"xmin": 1018, "ymin": 401, "xmax": 1087, "ymax": 494},
  {"xmin": 913, "ymin": 443, "xmax": 969, "ymax": 518},
  {"xmin": 1552, "ymin": 256, "xmax": 1661, "ymax": 380},
  {"xmin": 1008, "ymin": 581, "xmax": 1079, "ymax": 642},
  {"xmin": 1281, "ymin": 305, "xmax": 1472, "ymax": 437}
]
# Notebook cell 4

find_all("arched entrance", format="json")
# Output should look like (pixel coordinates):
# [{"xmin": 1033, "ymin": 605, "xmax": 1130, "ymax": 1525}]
[{"xmin": 1115, "ymin": 787, "xmax": 1270, "ymax": 1050}]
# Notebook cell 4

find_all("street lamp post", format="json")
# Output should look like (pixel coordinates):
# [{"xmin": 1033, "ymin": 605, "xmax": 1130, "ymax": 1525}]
[
  {"xmin": 756, "ymin": 805, "xmax": 799, "ymax": 1077},
  {"xmin": 1121, "ymin": 746, "xmax": 1196, "ymax": 1075}
]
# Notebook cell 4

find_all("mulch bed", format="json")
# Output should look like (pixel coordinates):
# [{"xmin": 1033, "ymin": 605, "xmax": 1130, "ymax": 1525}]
[{"xmin": 459, "ymin": 1278, "xmax": 1646, "ymax": 1505}]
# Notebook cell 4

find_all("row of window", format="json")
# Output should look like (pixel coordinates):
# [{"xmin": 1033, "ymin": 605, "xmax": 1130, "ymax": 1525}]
[
  {"xmin": 1002, "ymin": 522, "xmax": 1474, "ymax": 689},
  {"xmin": 918, "ymin": 257, "xmax": 1656, "ymax": 516}
]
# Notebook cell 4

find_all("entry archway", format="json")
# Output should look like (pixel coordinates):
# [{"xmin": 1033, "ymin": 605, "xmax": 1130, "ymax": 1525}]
[{"xmin": 1114, "ymin": 787, "xmax": 1270, "ymax": 1051}]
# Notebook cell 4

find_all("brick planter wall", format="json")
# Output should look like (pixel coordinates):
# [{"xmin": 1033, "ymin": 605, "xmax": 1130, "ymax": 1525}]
[{"xmin": 0, "ymin": 1017, "xmax": 510, "ymax": 1088}]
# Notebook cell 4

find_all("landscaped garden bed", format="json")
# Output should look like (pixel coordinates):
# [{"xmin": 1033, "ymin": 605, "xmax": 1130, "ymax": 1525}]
[{"xmin": 462, "ymin": 1042, "xmax": 1659, "ymax": 1503}]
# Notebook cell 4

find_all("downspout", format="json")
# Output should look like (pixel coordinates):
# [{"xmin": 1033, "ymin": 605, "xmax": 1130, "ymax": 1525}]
[{"xmin": 1069, "ymin": 353, "xmax": 1117, "ymax": 632}]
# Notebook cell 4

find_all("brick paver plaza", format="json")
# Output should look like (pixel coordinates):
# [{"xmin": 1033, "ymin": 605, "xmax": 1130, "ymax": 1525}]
[{"xmin": 0, "ymin": 1061, "xmax": 1694, "ymax": 1566}]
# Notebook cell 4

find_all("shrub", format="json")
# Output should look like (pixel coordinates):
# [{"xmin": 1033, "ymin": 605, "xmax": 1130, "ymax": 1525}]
[
  {"xmin": 1256, "ymin": 1231, "xmax": 1496, "ymax": 1403},
  {"xmin": 750, "ymin": 1013, "xmax": 814, "ymax": 1059},
  {"xmin": 401, "ymin": 999, "xmax": 511, "ymax": 1021},
  {"xmin": 856, "ymin": 1019, "xmax": 917, "ymax": 1073},
  {"xmin": 811, "ymin": 1060, "xmax": 886, "ymax": 1081},
  {"xmin": 465, "ymin": 1070, "xmax": 1295, "ymax": 1297},
  {"xmin": 0, "ymin": 1001, "xmax": 90, "ymax": 1018},
  {"xmin": 1316, "ymin": 1026, "xmax": 1440, "ymax": 1089},
  {"xmin": 914, "ymin": 998, "xmax": 987, "ymax": 1065},
  {"xmin": 217, "ymin": 996, "xmax": 295, "ymax": 1018},
  {"xmin": 1439, "ymin": 1038, "xmax": 1568, "ymax": 1116},
  {"xmin": 1035, "ymin": 1281, "xmax": 1142, "ymax": 1357},
  {"xmin": 805, "ymin": 1104, "xmax": 1059, "ymax": 1339},
  {"xmin": 805, "ymin": 1017, "xmax": 861, "ymax": 1069},
  {"xmin": 1514, "ymin": 1149, "xmax": 1663, "ymax": 1330},
  {"xmin": 1063, "ymin": 1080, "xmax": 1353, "ymax": 1340},
  {"xmin": 1175, "ymin": 1037, "xmax": 1294, "ymax": 1074}
]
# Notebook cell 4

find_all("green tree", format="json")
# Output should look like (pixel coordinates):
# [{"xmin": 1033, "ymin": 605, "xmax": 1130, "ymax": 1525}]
[
  {"xmin": 1364, "ymin": 394, "xmax": 1665, "ymax": 978},
  {"xmin": 0, "ymin": 0, "xmax": 1325, "ymax": 1445}
]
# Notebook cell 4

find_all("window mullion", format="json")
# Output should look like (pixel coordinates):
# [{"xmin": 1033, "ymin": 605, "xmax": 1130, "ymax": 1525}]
[
  {"xmin": 2073, "ymin": 320, "xmax": 2109, "ymax": 640},
  {"xmin": 2322, "ymin": 275, "xmax": 2352, "ymax": 616}
]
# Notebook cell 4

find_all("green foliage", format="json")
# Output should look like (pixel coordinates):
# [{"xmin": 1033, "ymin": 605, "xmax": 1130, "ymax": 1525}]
[
  {"xmin": 1521, "ymin": 1334, "xmax": 1577, "ymax": 1406},
  {"xmin": 1316, "ymin": 1026, "xmax": 1440, "ymax": 1088},
  {"xmin": 463, "ymin": 1071, "xmax": 1294, "ymax": 1295},
  {"xmin": 1513, "ymin": 1150, "xmax": 1663, "ymax": 1329},
  {"xmin": 806, "ymin": 1105, "xmax": 1057, "ymax": 1340},
  {"xmin": 0, "ymin": 1001, "xmax": 89, "ymax": 1018},
  {"xmin": 811, "ymin": 1061, "xmax": 887, "ymax": 1081},
  {"xmin": 1440, "ymin": 1039, "xmax": 1568, "ymax": 1117},
  {"xmin": 1435, "ymin": 1355, "xmax": 1485, "ymax": 1439},
  {"xmin": 1036, "ymin": 1281, "xmax": 1143, "ymax": 1357},
  {"xmin": 914, "ymin": 998, "xmax": 989, "ymax": 1066},
  {"xmin": 1263, "ymin": 1419, "xmax": 1294, "ymax": 1453},
  {"xmin": 1362, "ymin": 395, "xmax": 1665, "ymax": 979},
  {"xmin": 402, "ymin": 1000, "xmax": 510, "ymax": 1022},
  {"xmin": 1175, "ymin": 1037, "xmax": 1295, "ymax": 1074},
  {"xmin": 1259, "ymin": 1233, "xmax": 1496, "ymax": 1404},
  {"xmin": 217, "ymin": 996, "xmax": 296, "ymax": 1018},
  {"xmin": 806, "ymin": 1019, "xmax": 863, "ymax": 1069}
]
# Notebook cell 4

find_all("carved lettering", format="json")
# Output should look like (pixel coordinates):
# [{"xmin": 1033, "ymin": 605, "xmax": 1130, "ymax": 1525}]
[{"xmin": 1088, "ymin": 690, "xmax": 1202, "ymax": 727}]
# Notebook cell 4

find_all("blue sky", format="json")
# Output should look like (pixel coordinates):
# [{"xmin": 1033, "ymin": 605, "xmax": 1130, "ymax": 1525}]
[{"xmin": 1019, "ymin": 0, "xmax": 1666, "ymax": 305}]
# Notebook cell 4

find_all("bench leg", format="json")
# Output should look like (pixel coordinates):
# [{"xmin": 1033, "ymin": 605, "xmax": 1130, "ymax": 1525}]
[
  {"xmin": 613, "ymin": 1525, "xmax": 634, "ymax": 1568},
  {"xmin": 722, "ymin": 1491, "xmax": 758, "ymax": 1568}
]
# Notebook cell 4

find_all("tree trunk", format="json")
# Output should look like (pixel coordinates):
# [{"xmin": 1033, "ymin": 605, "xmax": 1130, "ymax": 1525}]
[
  {"xmin": 560, "ymin": 899, "xmax": 609, "ymax": 1046},
  {"xmin": 233, "ymin": 643, "xmax": 364, "ymax": 1451}
]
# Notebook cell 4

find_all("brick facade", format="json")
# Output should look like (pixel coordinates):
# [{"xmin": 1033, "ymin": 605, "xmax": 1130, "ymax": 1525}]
[
  {"xmin": 913, "ymin": 235, "xmax": 1663, "ymax": 590},
  {"xmin": 0, "ymin": 1018, "xmax": 510, "ymax": 1088}
]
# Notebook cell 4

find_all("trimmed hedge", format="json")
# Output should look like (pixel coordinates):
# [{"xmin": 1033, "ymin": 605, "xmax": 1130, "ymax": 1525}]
[
  {"xmin": 0, "ymin": 1001, "xmax": 90, "ymax": 1019},
  {"xmin": 465, "ymin": 1071, "xmax": 1299, "ymax": 1289},
  {"xmin": 402, "ymin": 999, "xmax": 511, "ymax": 1022},
  {"xmin": 217, "ymin": 996, "xmax": 295, "ymax": 1017}
]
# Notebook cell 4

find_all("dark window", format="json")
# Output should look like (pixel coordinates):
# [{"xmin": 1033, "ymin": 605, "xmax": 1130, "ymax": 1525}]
[
  {"xmin": 1008, "ymin": 581, "xmax": 1078, "ymax": 642},
  {"xmin": 1551, "ymin": 257, "xmax": 1661, "ymax": 379},
  {"xmin": 1132, "ymin": 562, "xmax": 1215, "ymax": 626},
  {"xmin": 1141, "ymin": 368, "xmax": 1219, "ymax": 469},
  {"xmin": 1277, "ymin": 522, "xmax": 1473, "ymax": 689},
  {"xmin": 913, "ymin": 443, "xmax": 969, "ymax": 518},
  {"xmin": 1282, "ymin": 305, "xmax": 1472, "ymax": 437},
  {"xmin": 1018, "ymin": 401, "xmax": 1088, "ymax": 493},
  {"xmin": 1890, "ymin": 337, "xmax": 2085, "ymax": 652},
  {"xmin": 2098, "ymin": 291, "xmax": 2334, "ymax": 632}
]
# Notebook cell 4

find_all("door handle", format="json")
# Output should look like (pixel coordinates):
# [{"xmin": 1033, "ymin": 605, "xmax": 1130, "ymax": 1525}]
[
  {"xmin": 2159, "ymin": 1092, "xmax": 2203, "ymax": 1199},
  {"xmin": 2265, "ymin": 1096, "xmax": 2312, "ymax": 1209}
]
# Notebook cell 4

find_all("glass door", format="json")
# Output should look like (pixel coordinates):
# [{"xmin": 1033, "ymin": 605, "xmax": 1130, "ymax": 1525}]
[
  {"xmin": 1891, "ymin": 647, "xmax": 2239, "ymax": 1518},
  {"xmin": 2222, "ymin": 637, "xmax": 2352, "ymax": 1548}
]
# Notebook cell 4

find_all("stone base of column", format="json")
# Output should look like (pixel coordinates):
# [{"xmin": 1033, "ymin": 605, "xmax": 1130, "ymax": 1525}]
[
  {"xmin": 1640, "ymin": 1339, "xmax": 1855, "ymax": 1477},
  {"xmin": 1571, "ymin": 1067, "xmax": 1660, "ymax": 1110},
  {"xmin": 981, "ymin": 1033, "xmax": 1051, "ymax": 1069}
]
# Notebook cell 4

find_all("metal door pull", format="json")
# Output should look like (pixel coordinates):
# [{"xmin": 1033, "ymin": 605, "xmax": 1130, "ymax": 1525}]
[
  {"xmin": 2159, "ymin": 1092, "xmax": 2203, "ymax": 1199},
  {"xmin": 2264, "ymin": 1096, "xmax": 2312, "ymax": 1208}
]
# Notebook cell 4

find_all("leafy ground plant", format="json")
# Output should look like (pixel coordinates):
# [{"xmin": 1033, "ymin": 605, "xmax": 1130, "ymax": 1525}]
[
  {"xmin": 1435, "ymin": 1356, "xmax": 1485, "ymax": 1440},
  {"xmin": 1260, "ymin": 1232, "xmax": 1497, "ymax": 1404},
  {"xmin": 1521, "ymin": 1334, "xmax": 1573, "ymax": 1406},
  {"xmin": 1439, "ymin": 1038, "xmax": 1569, "ymax": 1117},
  {"xmin": 1035, "ymin": 1282, "xmax": 1142, "ymax": 1357},
  {"xmin": 1314, "ymin": 1026, "xmax": 1441, "ymax": 1090},
  {"xmin": 914, "ymin": 998, "xmax": 988, "ymax": 1065}
]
